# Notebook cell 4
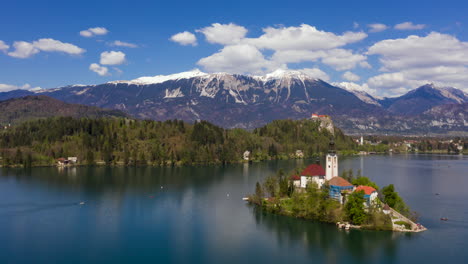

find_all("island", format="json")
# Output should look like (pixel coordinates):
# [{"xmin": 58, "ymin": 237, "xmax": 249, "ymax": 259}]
[{"xmin": 247, "ymin": 140, "xmax": 426, "ymax": 232}]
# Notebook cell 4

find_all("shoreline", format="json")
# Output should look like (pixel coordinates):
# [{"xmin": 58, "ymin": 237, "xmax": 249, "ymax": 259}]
[
  {"xmin": 245, "ymin": 197, "xmax": 427, "ymax": 233},
  {"xmin": 2, "ymin": 152, "xmax": 464, "ymax": 169}
]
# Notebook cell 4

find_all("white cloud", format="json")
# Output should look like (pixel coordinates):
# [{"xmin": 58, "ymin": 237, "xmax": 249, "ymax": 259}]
[
  {"xmin": 298, "ymin": 67, "xmax": 330, "ymax": 81},
  {"xmin": 271, "ymin": 49, "xmax": 326, "ymax": 64},
  {"xmin": 80, "ymin": 27, "xmax": 109, "ymax": 37},
  {"xmin": 367, "ymin": 66, "xmax": 468, "ymax": 95},
  {"xmin": 89, "ymin": 63, "xmax": 109, "ymax": 76},
  {"xmin": 365, "ymin": 32, "xmax": 468, "ymax": 94},
  {"xmin": 113, "ymin": 67, "xmax": 123, "ymax": 74},
  {"xmin": 321, "ymin": 49, "xmax": 368, "ymax": 71},
  {"xmin": 394, "ymin": 22, "xmax": 426, "ymax": 30},
  {"xmin": 359, "ymin": 61, "xmax": 372, "ymax": 69},
  {"xmin": 7, "ymin": 38, "xmax": 85, "ymax": 58},
  {"xmin": 0, "ymin": 83, "xmax": 39, "ymax": 92},
  {"xmin": 342, "ymin": 71, "xmax": 360, "ymax": 81},
  {"xmin": 271, "ymin": 48, "xmax": 368, "ymax": 71},
  {"xmin": 333, "ymin": 81, "xmax": 374, "ymax": 94},
  {"xmin": 368, "ymin": 32, "xmax": 468, "ymax": 70},
  {"xmin": 100, "ymin": 51, "xmax": 126, "ymax": 65},
  {"xmin": 8, "ymin": 41, "xmax": 40, "ymax": 58},
  {"xmin": 110, "ymin": 40, "xmax": 138, "ymax": 48},
  {"xmin": 169, "ymin": 31, "xmax": 197, "ymax": 46},
  {"xmin": 0, "ymin": 40, "xmax": 9, "ymax": 52},
  {"xmin": 194, "ymin": 23, "xmax": 370, "ymax": 74},
  {"xmin": 197, "ymin": 23, "xmax": 248, "ymax": 45},
  {"xmin": 32, "ymin": 38, "xmax": 85, "ymax": 55},
  {"xmin": 367, "ymin": 72, "xmax": 409, "ymax": 89},
  {"xmin": 246, "ymin": 24, "xmax": 367, "ymax": 51},
  {"xmin": 353, "ymin": 22, "xmax": 359, "ymax": 29},
  {"xmin": 197, "ymin": 44, "xmax": 274, "ymax": 74},
  {"xmin": 367, "ymin": 23, "xmax": 388, "ymax": 33}
]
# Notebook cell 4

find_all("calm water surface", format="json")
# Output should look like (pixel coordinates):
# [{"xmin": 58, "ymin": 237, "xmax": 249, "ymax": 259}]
[{"xmin": 0, "ymin": 154, "xmax": 467, "ymax": 264}]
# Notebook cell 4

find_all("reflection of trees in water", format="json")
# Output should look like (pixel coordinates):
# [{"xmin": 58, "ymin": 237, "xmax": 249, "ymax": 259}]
[
  {"xmin": 0, "ymin": 159, "xmax": 302, "ymax": 199},
  {"xmin": 251, "ymin": 205, "xmax": 407, "ymax": 263},
  {"xmin": 0, "ymin": 166, "xmax": 235, "ymax": 221},
  {"xmin": 0, "ymin": 166, "xmax": 226, "ymax": 193}
]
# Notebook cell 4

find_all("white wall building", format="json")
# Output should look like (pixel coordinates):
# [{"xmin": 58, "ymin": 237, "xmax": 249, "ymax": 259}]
[
  {"xmin": 325, "ymin": 153, "xmax": 338, "ymax": 181},
  {"xmin": 325, "ymin": 140, "xmax": 338, "ymax": 181},
  {"xmin": 299, "ymin": 163, "xmax": 326, "ymax": 189}
]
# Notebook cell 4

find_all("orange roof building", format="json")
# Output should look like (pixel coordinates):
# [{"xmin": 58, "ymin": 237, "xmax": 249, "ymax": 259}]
[
  {"xmin": 355, "ymin": 185, "xmax": 377, "ymax": 196},
  {"xmin": 328, "ymin": 176, "xmax": 353, "ymax": 187},
  {"xmin": 355, "ymin": 185, "xmax": 378, "ymax": 206}
]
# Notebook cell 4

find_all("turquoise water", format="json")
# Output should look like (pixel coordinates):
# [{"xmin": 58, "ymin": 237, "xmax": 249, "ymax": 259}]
[{"xmin": 0, "ymin": 154, "xmax": 467, "ymax": 263}]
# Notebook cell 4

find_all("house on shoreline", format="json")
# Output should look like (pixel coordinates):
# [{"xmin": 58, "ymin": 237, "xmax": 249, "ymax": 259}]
[
  {"xmin": 355, "ymin": 185, "xmax": 378, "ymax": 207},
  {"xmin": 57, "ymin": 157, "xmax": 78, "ymax": 167}
]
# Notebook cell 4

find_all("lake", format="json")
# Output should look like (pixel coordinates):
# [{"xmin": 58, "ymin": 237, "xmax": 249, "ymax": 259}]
[{"xmin": 0, "ymin": 154, "xmax": 467, "ymax": 264}]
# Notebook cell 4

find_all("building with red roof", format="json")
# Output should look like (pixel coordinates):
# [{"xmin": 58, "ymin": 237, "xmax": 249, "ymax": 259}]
[
  {"xmin": 355, "ymin": 185, "xmax": 378, "ymax": 206},
  {"xmin": 300, "ymin": 164, "xmax": 326, "ymax": 189},
  {"xmin": 57, "ymin": 157, "xmax": 70, "ymax": 166},
  {"xmin": 300, "ymin": 164, "xmax": 325, "ymax": 177},
  {"xmin": 290, "ymin": 175, "xmax": 300, "ymax": 181}
]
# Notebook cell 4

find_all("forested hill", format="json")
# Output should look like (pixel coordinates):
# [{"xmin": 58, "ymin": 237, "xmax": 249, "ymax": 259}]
[
  {"xmin": 0, "ymin": 117, "xmax": 356, "ymax": 167},
  {"xmin": 0, "ymin": 95, "xmax": 128, "ymax": 125}
]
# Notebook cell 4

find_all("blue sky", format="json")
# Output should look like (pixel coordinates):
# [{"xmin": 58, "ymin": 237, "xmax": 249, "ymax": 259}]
[{"xmin": 1, "ymin": 0, "xmax": 468, "ymax": 96}]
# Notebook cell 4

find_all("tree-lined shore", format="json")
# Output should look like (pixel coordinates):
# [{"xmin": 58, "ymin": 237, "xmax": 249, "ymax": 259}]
[{"xmin": 0, "ymin": 117, "xmax": 358, "ymax": 167}]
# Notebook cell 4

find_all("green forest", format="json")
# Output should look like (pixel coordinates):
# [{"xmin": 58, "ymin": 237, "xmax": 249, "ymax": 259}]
[{"xmin": 0, "ymin": 117, "xmax": 357, "ymax": 167}]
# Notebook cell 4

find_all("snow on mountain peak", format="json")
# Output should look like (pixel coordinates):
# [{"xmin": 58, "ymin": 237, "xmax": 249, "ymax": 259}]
[
  {"xmin": 254, "ymin": 69, "xmax": 314, "ymax": 82},
  {"xmin": 110, "ymin": 69, "xmax": 208, "ymax": 85}
]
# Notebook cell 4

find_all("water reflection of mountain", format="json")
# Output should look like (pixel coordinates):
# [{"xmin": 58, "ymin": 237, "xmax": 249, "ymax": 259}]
[{"xmin": 250, "ymin": 205, "xmax": 412, "ymax": 263}]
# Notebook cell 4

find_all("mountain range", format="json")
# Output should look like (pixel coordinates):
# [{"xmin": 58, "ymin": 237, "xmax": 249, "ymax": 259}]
[{"xmin": 0, "ymin": 69, "xmax": 466, "ymax": 135}]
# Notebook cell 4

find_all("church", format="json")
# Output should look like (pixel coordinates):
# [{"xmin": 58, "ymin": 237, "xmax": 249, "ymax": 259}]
[{"xmin": 299, "ymin": 140, "xmax": 356, "ymax": 204}]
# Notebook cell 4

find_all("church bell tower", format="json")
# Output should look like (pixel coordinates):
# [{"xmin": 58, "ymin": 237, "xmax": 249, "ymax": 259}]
[{"xmin": 326, "ymin": 139, "xmax": 338, "ymax": 181}]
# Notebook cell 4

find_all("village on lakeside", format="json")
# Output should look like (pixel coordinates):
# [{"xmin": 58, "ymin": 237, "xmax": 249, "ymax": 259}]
[{"xmin": 247, "ymin": 140, "xmax": 427, "ymax": 233}]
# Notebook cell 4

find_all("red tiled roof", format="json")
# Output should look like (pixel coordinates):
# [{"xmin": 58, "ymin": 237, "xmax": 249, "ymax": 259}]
[
  {"xmin": 355, "ymin": 185, "xmax": 377, "ymax": 195},
  {"xmin": 301, "ymin": 164, "xmax": 325, "ymax": 177},
  {"xmin": 328, "ymin": 177, "xmax": 353, "ymax": 187},
  {"xmin": 290, "ymin": 175, "xmax": 300, "ymax": 181}
]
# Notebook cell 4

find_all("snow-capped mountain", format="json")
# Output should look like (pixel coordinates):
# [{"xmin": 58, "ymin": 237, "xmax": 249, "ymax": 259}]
[
  {"xmin": 109, "ymin": 69, "xmax": 209, "ymax": 85},
  {"xmin": 0, "ymin": 70, "xmax": 466, "ymax": 134}
]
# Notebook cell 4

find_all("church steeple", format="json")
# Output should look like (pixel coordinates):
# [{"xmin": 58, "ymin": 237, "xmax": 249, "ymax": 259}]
[
  {"xmin": 325, "ymin": 138, "xmax": 338, "ymax": 181},
  {"xmin": 328, "ymin": 138, "xmax": 336, "ymax": 154}
]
